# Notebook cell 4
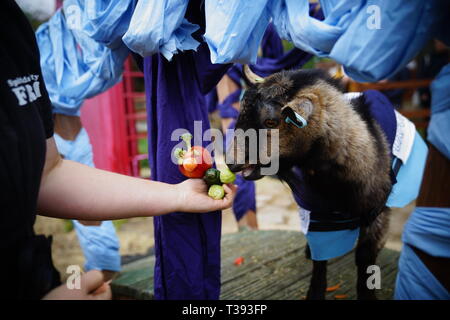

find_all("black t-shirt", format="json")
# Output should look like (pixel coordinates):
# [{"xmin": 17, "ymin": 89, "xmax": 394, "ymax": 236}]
[{"xmin": 0, "ymin": 0, "xmax": 60, "ymax": 299}]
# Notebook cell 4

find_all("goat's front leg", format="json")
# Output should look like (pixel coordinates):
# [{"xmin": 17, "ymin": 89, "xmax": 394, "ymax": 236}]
[
  {"xmin": 306, "ymin": 259, "xmax": 328, "ymax": 300},
  {"xmin": 355, "ymin": 209, "xmax": 390, "ymax": 300}
]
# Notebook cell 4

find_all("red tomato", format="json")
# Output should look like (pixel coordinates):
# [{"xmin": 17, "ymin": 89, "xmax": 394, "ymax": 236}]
[
  {"xmin": 178, "ymin": 146, "xmax": 212, "ymax": 178},
  {"xmin": 182, "ymin": 157, "xmax": 198, "ymax": 172}
]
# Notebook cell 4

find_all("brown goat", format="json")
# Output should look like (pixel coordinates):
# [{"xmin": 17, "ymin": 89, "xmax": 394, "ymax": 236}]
[{"xmin": 227, "ymin": 66, "xmax": 394, "ymax": 300}]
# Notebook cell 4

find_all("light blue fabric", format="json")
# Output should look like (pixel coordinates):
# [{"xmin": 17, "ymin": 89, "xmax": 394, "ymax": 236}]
[
  {"xmin": 65, "ymin": 0, "xmax": 136, "ymax": 49},
  {"xmin": 54, "ymin": 128, "xmax": 121, "ymax": 272},
  {"xmin": 271, "ymin": 0, "xmax": 360, "ymax": 58},
  {"xmin": 73, "ymin": 220, "xmax": 121, "ymax": 272},
  {"xmin": 428, "ymin": 63, "xmax": 450, "ymax": 160},
  {"xmin": 273, "ymin": 0, "xmax": 447, "ymax": 82},
  {"xmin": 204, "ymin": 0, "xmax": 446, "ymax": 82},
  {"xmin": 305, "ymin": 228, "xmax": 360, "ymax": 261},
  {"xmin": 402, "ymin": 207, "xmax": 450, "ymax": 259},
  {"xmin": 204, "ymin": 0, "xmax": 271, "ymax": 64},
  {"xmin": 386, "ymin": 132, "xmax": 428, "ymax": 208},
  {"xmin": 328, "ymin": 0, "xmax": 445, "ymax": 82},
  {"xmin": 395, "ymin": 243, "xmax": 450, "ymax": 300},
  {"xmin": 122, "ymin": 0, "xmax": 200, "ymax": 61},
  {"xmin": 54, "ymin": 129, "xmax": 94, "ymax": 167},
  {"xmin": 395, "ymin": 207, "xmax": 450, "ymax": 299},
  {"xmin": 36, "ymin": 7, "xmax": 128, "ymax": 115}
]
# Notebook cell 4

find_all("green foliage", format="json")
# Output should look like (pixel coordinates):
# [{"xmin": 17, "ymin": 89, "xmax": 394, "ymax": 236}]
[
  {"xmin": 63, "ymin": 219, "xmax": 74, "ymax": 233},
  {"xmin": 112, "ymin": 219, "xmax": 128, "ymax": 231},
  {"xmin": 138, "ymin": 138, "xmax": 148, "ymax": 154}
]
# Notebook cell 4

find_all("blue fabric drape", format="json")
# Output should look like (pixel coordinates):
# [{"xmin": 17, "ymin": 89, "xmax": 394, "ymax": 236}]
[
  {"xmin": 36, "ymin": 6, "xmax": 128, "ymax": 115},
  {"xmin": 428, "ymin": 63, "xmax": 450, "ymax": 160},
  {"xmin": 395, "ymin": 243, "xmax": 450, "ymax": 300},
  {"xmin": 68, "ymin": 0, "xmax": 136, "ymax": 49},
  {"xmin": 395, "ymin": 207, "xmax": 450, "ymax": 300},
  {"xmin": 54, "ymin": 128, "xmax": 95, "ymax": 167},
  {"xmin": 401, "ymin": 207, "xmax": 450, "ymax": 259},
  {"xmin": 123, "ymin": 0, "xmax": 200, "ymax": 61},
  {"xmin": 204, "ymin": 0, "xmax": 447, "ymax": 82},
  {"xmin": 73, "ymin": 220, "xmax": 121, "ymax": 272},
  {"xmin": 204, "ymin": 0, "xmax": 272, "ymax": 64}
]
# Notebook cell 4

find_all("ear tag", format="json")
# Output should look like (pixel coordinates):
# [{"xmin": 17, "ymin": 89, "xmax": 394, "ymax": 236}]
[{"xmin": 285, "ymin": 111, "xmax": 307, "ymax": 128}]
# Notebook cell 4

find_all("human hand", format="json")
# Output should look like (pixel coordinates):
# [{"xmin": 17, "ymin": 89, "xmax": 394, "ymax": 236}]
[
  {"xmin": 42, "ymin": 270, "xmax": 112, "ymax": 300},
  {"xmin": 174, "ymin": 179, "xmax": 237, "ymax": 213}
]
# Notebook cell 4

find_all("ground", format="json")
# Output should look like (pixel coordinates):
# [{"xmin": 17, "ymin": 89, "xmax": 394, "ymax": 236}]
[{"xmin": 34, "ymin": 176, "xmax": 414, "ymax": 282}]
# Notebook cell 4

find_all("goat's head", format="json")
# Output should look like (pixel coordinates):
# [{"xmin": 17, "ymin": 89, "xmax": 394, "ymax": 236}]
[{"xmin": 226, "ymin": 66, "xmax": 343, "ymax": 180}]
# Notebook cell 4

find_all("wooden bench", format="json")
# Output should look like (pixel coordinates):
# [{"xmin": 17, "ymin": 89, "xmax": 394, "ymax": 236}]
[{"xmin": 112, "ymin": 230, "xmax": 399, "ymax": 300}]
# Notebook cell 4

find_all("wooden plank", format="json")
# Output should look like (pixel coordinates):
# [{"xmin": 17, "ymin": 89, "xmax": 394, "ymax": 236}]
[
  {"xmin": 111, "ymin": 230, "xmax": 400, "ymax": 300},
  {"xmin": 326, "ymin": 249, "xmax": 399, "ymax": 300},
  {"xmin": 221, "ymin": 231, "xmax": 307, "ymax": 284},
  {"xmin": 267, "ymin": 252, "xmax": 354, "ymax": 300}
]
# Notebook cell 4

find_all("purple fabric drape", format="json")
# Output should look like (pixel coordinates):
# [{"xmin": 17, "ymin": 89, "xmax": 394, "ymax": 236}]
[{"xmin": 143, "ymin": 1, "xmax": 230, "ymax": 300}]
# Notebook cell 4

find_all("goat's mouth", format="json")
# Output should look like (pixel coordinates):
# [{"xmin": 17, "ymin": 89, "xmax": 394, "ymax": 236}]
[{"xmin": 229, "ymin": 163, "xmax": 263, "ymax": 181}]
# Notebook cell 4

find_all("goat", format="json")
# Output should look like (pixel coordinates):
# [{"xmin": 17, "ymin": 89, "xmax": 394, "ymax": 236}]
[{"xmin": 227, "ymin": 66, "xmax": 395, "ymax": 300}]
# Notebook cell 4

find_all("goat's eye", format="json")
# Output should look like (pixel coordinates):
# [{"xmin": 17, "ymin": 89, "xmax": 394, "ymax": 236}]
[{"xmin": 264, "ymin": 119, "xmax": 279, "ymax": 128}]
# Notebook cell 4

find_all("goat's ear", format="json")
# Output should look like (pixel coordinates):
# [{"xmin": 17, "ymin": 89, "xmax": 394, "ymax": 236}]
[{"xmin": 281, "ymin": 98, "xmax": 314, "ymax": 120}]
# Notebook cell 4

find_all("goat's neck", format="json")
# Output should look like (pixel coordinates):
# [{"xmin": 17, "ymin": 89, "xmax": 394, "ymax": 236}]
[{"xmin": 317, "ymin": 95, "xmax": 378, "ymax": 180}]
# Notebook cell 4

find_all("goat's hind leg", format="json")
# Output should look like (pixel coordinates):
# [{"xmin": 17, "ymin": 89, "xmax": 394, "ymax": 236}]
[
  {"xmin": 305, "ymin": 244, "xmax": 328, "ymax": 300},
  {"xmin": 355, "ymin": 209, "xmax": 390, "ymax": 300}
]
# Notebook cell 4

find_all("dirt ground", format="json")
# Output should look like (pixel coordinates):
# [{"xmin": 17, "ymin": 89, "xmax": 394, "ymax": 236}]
[{"xmin": 34, "ymin": 176, "xmax": 414, "ymax": 280}]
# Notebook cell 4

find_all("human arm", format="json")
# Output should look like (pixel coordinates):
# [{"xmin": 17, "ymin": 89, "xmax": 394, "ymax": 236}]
[{"xmin": 37, "ymin": 137, "xmax": 236, "ymax": 221}]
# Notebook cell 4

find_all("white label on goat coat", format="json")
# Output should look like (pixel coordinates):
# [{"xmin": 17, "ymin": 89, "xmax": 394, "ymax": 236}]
[
  {"xmin": 343, "ymin": 92, "xmax": 363, "ymax": 100},
  {"xmin": 393, "ymin": 110, "xmax": 416, "ymax": 164},
  {"xmin": 299, "ymin": 208, "xmax": 311, "ymax": 235}
]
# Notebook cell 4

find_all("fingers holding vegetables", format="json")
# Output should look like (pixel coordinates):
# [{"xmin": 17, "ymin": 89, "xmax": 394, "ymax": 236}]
[
  {"xmin": 203, "ymin": 168, "xmax": 221, "ymax": 186},
  {"xmin": 204, "ymin": 168, "xmax": 236, "ymax": 200},
  {"xmin": 208, "ymin": 185, "xmax": 225, "ymax": 200},
  {"xmin": 175, "ymin": 179, "xmax": 237, "ymax": 212},
  {"xmin": 173, "ymin": 131, "xmax": 236, "ymax": 206},
  {"xmin": 220, "ymin": 167, "xmax": 236, "ymax": 184}
]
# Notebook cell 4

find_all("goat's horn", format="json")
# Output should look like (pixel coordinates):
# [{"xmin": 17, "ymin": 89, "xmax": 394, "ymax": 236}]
[{"xmin": 243, "ymin": 65, "xmax": 265, "ymax": 85}]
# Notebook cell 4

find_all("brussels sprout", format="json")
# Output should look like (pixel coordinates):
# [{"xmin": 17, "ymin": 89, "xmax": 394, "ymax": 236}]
[
  {"xmin": 208, "ymin": 185, "xmax": 225, "ymax": 200},
  {"xmin": 203, "ymin": 168, "xmax": 221, "ymax": 186},
  {"xmin": 220, "ymin": 168, "xmax": 236, "ymax": 184}
]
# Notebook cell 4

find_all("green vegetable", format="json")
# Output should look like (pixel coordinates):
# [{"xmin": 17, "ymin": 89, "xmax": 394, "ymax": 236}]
[
  {"xmin": 181, "ymin": 132, "xmax": 193, "ymax": 151},
  {"xmin": 208, "ymin": 185, "xmax": 225, "ymax": 200},
  {"xmin": 203, "ymin": 168, "xmax": 221, "ymax": 186},
  {"xmin": 174, "ymin": 147, "xmax": 184, "ymax": 159},
  {"xmin": 174, "ymin": 147, "xmax": 184, "ymax": 165},
  {"xmin": 220, "ymin": 168, "xmax": 236, "ymax": 184}
]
